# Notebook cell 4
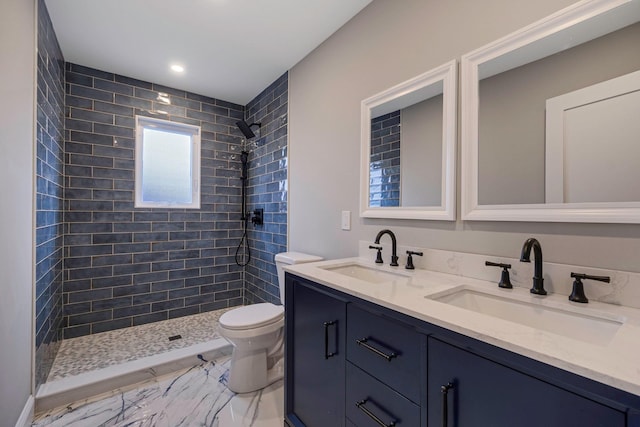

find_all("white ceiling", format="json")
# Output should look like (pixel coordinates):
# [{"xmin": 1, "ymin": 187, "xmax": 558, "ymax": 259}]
[{"xmin": 45, "ymin": 0, "xmax": 372, "ymax": 105}]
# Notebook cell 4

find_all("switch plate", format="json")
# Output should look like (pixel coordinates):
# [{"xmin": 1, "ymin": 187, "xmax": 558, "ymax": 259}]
[{"xmin": 341, "ymin": 210, "xmax": 351, "ymax": 230}]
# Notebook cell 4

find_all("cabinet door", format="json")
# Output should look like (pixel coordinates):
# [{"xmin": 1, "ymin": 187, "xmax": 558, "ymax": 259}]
[
  {"xmin": 428, "ymin": 337, "xmax": 625, "ymax": 427},
  {"xmin": 286, "ymin": 277, "xmax": 347, "ymax": 427}
]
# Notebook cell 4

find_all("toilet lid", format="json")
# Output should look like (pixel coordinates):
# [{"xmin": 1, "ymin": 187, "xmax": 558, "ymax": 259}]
[{"xmin": 219, "ymin": 303, "xmax": 284, "ymax": 330}]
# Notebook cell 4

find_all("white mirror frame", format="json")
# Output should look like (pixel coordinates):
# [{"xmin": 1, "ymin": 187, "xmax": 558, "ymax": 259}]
[
  {"xmin": 360, "ymin": 60, "xmax": 457, "ymax": 220},
  {"xmin": 461, "ymin": 0, "xmax": 640, "ymax": 223}
]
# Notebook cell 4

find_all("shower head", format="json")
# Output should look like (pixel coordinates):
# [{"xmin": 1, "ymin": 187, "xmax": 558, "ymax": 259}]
[{"xmin": 236, "ymin": 120, "xmax": 261, "ymax": 140}]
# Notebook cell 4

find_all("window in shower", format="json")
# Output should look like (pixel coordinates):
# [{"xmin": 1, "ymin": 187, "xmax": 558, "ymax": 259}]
[{"xmin": 135, "ymin": 116, "xmax": 201, "ymax": 208}]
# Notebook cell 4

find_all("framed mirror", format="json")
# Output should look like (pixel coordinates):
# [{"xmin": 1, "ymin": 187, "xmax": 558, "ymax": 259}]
[
  {"xmin": 461, "ymin": 0, "xmax": 640, "ymax": 223},
  {"xmin": 360, "ymin": 60, "xmax": 457, "ymax": 220}
]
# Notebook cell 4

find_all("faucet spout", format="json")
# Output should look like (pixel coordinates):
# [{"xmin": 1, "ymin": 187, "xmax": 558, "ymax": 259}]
[
  {"xmin": 520, "ymin": 237, "xmax": 546, "ymax": 295},
  {"xmin": 374, "ymin": 229, "xmax": 399, "ymax": 266}
]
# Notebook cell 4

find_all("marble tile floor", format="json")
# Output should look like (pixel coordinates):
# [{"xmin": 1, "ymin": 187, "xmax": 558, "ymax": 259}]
[
  {"xmin": 48, "ymin": 307, "xmax": 235, "ymax": 381},
  {"xmin": 33, "ymin": 357, "xmax": 284, "ymax": 427}
]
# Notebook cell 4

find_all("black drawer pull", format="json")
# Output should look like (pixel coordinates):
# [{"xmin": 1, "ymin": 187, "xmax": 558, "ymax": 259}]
[
  {"xmin": 356, "ymin": 399, "xmax": 397, "ymax": 427},
  {"xmin": 323, "ymin": 321, "xmax": 336, "ymax": 359},
  {"xmin": 441, "ymin": 382, "xmax": 454, "ymax": 427},
  {"xmin": 356, "ymin": 338, "xmax": 397, "ymax": 361}
]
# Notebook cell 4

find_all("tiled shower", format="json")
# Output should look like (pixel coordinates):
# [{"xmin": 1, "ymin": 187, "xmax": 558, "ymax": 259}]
[
  {"xmin": 244, "ymin": 73, "xmax": 289, "ymax": 304},
  {"xmin": 34, "ymin": 0, "xmax": 288, "ymax": 388},
  {"xmin": 62, "ymin": 63, "xmax": 246, "ymax": 339},
  {"xmin": 369, "ymin": 111, "xmax": 401, "ymax": 207},
  {"xmin": 35, "ymin": 0, "xmax": 65, "ymax": 388}
]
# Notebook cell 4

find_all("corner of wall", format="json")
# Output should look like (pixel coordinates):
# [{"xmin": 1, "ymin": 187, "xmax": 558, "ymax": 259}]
[
  {"xmin": 243, "ymin": 72, "xmax": 289, "ymax": 304},
  {"xmin": 14, "ymin": 396, "xmax": 34, "ymax": 427}
]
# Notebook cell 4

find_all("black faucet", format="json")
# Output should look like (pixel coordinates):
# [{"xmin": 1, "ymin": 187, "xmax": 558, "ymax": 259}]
[
  {"xmin": 520, "ymin": 238, "xmax": 546, "ymax": 295},
  {"xmin": 374, "ymin": 229, "xmax": 399, "ymax": 266}
]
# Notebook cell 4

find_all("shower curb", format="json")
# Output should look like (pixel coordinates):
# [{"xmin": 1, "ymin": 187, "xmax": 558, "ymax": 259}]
[{"xmin": 34, "ymin": 338, "xmax": 232, "ymax": 414}]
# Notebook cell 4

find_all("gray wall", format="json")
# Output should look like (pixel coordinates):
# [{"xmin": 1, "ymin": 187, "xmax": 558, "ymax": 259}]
[
  {"xmin": 289, "ymin": 0, "xmax": 640, "ymax": 273},
  {"xmin": 401, "ymin": 95, "xmax": 442, "ymax": 207},
  {"xmin": 0, "ymin": 0, "xmax": 35, "ymax": 423},
  {"xmin": 478, "ymin": 22, "xmax": 640, "ymax": 205}
]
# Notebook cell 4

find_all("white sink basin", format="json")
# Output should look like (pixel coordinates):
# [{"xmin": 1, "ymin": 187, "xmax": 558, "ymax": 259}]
[
  {"xmin": 321, "ymin": 263, "xmax": 409, "ymax": 284},
  {"xmin": 428, "ymin": 286, "xmax": 624, "ymax": 346}
]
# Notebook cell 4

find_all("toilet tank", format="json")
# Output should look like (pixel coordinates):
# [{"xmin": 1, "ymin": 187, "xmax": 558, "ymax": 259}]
[{"xmin": 275, "ymin": 252, "xmax": 323, "ymax": 305}]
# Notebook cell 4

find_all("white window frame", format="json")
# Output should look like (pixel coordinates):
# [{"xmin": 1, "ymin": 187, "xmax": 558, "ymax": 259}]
[{"xmin": 135, "ymin": 115, "xmax": 201, "ymax": 209}]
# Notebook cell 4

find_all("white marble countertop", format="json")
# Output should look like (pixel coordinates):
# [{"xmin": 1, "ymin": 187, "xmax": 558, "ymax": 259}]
[{"xmin": 285, "ymin": 257, "xmax": 640, "ymax": 396}]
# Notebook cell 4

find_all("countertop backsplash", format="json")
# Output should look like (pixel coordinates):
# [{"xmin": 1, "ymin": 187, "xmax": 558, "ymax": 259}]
[{"xmin": 357, "ymin": 240, "xmax": 640, "ymax": 310}]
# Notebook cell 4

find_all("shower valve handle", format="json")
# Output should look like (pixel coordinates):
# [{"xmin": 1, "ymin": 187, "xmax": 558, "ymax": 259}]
[{"xmin": 251, "ymin": 208, "xmax": 264, "ymax": 226}]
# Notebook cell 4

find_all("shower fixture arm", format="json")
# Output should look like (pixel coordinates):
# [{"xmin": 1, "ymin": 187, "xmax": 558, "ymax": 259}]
[{"xmin": 236, "ymin": 120, "xmax": 262, "ymax": 140}]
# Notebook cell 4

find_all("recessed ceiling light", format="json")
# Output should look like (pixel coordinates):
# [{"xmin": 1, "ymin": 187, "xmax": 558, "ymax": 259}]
[{"xmin": 170, "ymin": 64, "xmax": 185, "ymax": 73}]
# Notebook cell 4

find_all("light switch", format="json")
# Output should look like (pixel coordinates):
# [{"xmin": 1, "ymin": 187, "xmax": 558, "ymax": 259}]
[{"xmin": 341, "ymin": 210, "xmax": 351, "ymax": 231}]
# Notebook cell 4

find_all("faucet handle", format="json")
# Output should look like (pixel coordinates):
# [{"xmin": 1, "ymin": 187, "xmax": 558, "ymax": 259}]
[
  {"xmin": 569, "ymin": 272, "xmax": 611, "ymax": 303},
  {"xmin": 485, "ymin": 261, "xmax": 513, "ymax": 289},
  {"xmin": 369, "ymin": 245, "xmax": 383, "ymax": 264},
  {"xmin": 405, "ymin": 250, "xmax": 423, "ymax": 270}
]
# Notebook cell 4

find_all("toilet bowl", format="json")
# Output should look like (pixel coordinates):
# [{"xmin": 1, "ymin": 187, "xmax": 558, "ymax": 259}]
[{"xmin": 218, "ymin": 251, "xmax": 322, "ymax": 393}]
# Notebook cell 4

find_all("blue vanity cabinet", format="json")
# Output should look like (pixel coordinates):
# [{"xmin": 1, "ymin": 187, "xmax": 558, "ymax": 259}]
[
  {"xmin": 285, "ymin": 274, "xmax": 640, "ymax": 427},
  {"xmin": 427, "ymin": 337, "xmax": 626, "ymax": 427},
  {"xmin": 285, "ymin": 274, "xmax": 348, "ymax": 427}
]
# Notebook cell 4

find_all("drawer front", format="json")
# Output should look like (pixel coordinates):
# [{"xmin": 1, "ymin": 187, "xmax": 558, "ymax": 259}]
[
  {"xmin": 347, "ymin": 304, "xmax": 422, "ymax": 402},
  {"xmin": 346, "ymin": 362, "xmax": 420, "ymax": 427}
]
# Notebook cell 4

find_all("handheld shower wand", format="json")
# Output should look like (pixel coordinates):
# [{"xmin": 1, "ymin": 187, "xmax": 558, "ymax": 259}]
[
  {"xmin": 234, "ymin": 120, "xmax": 263, "ymax": 267},
  {"xmin": 236, "ymin": 150, "xmax": 251, "ymax": 266},
  {"xmin": 240, "ymin": 151, "xmax": 249, "ymax": 221}
]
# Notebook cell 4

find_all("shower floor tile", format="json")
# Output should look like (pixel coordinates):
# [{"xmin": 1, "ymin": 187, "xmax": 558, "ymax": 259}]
[{"xmin": 47, "ymin": 307, "xmax": 234, "ymax": 381}]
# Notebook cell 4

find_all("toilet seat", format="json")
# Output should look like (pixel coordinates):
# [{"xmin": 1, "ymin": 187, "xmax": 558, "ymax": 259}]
[{"xmin": 219, "ymin": 303, "xmax": 284, "ymax": 331}]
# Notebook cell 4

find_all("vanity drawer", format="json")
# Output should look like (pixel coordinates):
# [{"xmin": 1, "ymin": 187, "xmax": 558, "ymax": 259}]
[
  {"xmin": 346, "ymin": 304, "xmax": 422, "ymax": 403},
  {"xmin": 346, "ymin": 362, "xmax": 420, "ymax": 427}
]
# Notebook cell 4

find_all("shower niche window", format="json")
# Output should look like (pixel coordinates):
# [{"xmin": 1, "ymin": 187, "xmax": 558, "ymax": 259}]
[{"xmin": 135, "ymin": 116, "xmax": 201, "ymax": 209}]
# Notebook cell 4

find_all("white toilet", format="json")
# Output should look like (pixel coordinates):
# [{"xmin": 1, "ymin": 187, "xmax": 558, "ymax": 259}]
[{"xmin": 218, "ymin": 251, "xmax": 322, "ymax": 393}]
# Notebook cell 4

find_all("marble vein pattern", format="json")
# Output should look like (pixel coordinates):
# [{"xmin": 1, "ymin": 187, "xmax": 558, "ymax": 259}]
[
  {"xmin": 48, "ymin": 307, "xmax": 234, "ymax": 381},
  {"xmin": 33, "ymin": 358, "xmax": 284, "ymax": 427},
  {"xmin": 357, "ymin": 240, "xmax": 640, "ymax": 309}
]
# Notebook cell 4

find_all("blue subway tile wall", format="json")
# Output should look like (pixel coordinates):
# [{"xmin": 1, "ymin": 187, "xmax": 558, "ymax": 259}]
[
  {"xmin": 35, "ymin": 0, "xmax": 65, "ymax": 387},
  {"xmin": 369, "ymin": 111, "xmax": 401, "ymax": 207},
  {"xmin": 243, "ymin": 72, "xmax": 289, "ymax": 304},
  {"xmin": 63, "ymin": 64, "xmax": 247, "ymax": 338}
]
